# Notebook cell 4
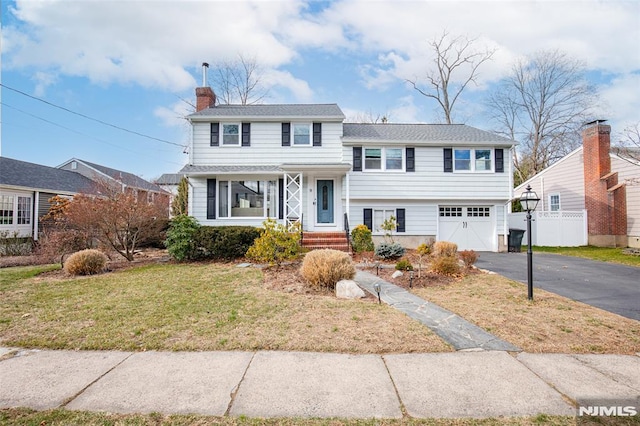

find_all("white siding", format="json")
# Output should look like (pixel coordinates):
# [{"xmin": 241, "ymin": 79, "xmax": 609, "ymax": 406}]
[
  {"xmin": 191, "ymin": 122, "xmax": 343, "ymax": 166},
  {"xmin": 613, "ymin": 156, "xmax": 640, "ymax": 237},
  {"xmin": 348, "ymin": 201, "xmax": 438, "ymax": 236},
  {"xmin": 344, "ymin": 146, "xmax": 511, "ymax": 200}
]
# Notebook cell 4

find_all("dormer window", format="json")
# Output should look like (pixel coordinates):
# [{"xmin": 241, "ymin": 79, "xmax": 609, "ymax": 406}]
[{"xmin": 222, "ymin": 124, "xmax": 240, "ymax": 145}]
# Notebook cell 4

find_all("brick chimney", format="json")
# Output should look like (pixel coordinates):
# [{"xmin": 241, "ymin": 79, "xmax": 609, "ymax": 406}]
[
  {"xmin": 195, "ymin": 62, "xmax": 216, "ymax": 112},
  {"xmin": 582, "ymin": 120, "xmax": 627, "ymax": 246},
  {"xmin": 196, "ymin": 87, "xmax": 216, "ymax": 111}
]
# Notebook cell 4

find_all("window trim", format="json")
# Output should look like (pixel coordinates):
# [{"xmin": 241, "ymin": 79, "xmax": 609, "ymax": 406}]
[
  {"xmin": 372, "ymin": 208, "xmax": 396, "ymax": 234},
  {"xmin": 0, "ymin": 194, "xmax": 32, "ymax": 226},
  {"xmin": 549, "ymin": 194, "xmax": 561, "ymax": 212},
  {"xmin": 221, "ymin": 123, "xmax": 241, "ymax": 146},
  {"xmin": 292, "ymin": 123, "xmax": 312, "ymax": 146},
  {"xmin": 453, "ymin": 148, "xmax": 494, "ymax": 173},
  {"xmin": 362, "ymin": 147, "xmax": 406, "ymax": 172},
  {"xmin": 217, "ymin": 180, "xmax": 278, "ymax": 219}
]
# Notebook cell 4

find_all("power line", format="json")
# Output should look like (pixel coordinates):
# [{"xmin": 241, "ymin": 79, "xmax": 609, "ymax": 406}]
[
  {"xmin": 1, "ymin": 102, "xmax": 186, "ymax": 167},
  {"xmin": 0, "ymin": 83, "xmax": 186, "ymax": 148}
]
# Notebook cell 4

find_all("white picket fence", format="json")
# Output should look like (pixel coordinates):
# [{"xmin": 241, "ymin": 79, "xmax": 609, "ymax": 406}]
[{"xmin": 508, "ymin": 210, "xmax": 588, "ymax": 247}]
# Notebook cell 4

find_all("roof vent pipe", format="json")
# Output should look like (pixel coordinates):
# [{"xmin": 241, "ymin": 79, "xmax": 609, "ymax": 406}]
[{"xmin": 202, "ymin": 62, "xmax": 209, "ymax": 87}]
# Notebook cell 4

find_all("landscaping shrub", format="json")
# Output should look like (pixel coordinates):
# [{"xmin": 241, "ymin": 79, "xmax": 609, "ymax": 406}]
[
  {"xmin": 194, "ymin": 226, "xmax": 260, "ymax": 260},
  {"xmin": 433, "ymin": 241, "xmax": 458, "ymax": 258},
  {"xmin": 36, "ymin": 228, "xmax": 92, "ymax": 266},
  {"xmin": 374, "ymin": 242, "xmax": 405, "ymax": 260},
  {"xmin": 165, "ymin": 215, "xmax": 201, "ymax": 261},
  {"xmin": 300, "ymin": 249, "xmax": 356, "ymax": 290},
  {"xmin": 350, "ymin": 224, "xmax": 374, "ymax": 253},
  {"xmin": 0, "ymin": 231, "xmax": 33, "ymax": 256},
  {"xmin": 459, "ymin": 250, "xmax": 478, "ymax": 268},
  {"xmin": 246, "ymin": 219, "xmax": 301, "ymax": 265},
  {"xmin": 430, "ymin": 255, "xmax": 461, "ymax": 276},
  {"xmin": 395, "ymin": 258, "xmax": 414, "ymax": 271},
  {"xmin": 64, "ymin": 249, "xmax": 108, "ymax": 276}
]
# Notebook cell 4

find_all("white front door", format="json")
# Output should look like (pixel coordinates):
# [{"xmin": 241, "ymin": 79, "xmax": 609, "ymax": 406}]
[{"xmin": 438, "ymin": 206, "xmax": 495, "ymax": 251}]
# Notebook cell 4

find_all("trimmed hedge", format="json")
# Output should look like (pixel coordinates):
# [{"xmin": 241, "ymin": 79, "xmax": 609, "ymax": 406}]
[{"xmin": 194, "ymin": 226, "xmax": 261, "ymax": 260}]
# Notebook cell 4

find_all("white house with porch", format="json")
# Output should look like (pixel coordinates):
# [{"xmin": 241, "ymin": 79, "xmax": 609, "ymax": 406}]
[{"xmin": 180, "ymin": 85, "xmax": 517, "ymax": 252}]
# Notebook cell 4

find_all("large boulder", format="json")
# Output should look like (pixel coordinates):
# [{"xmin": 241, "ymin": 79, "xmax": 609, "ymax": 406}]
[{"xmin": 336, "ymin": 280, "xmax": 365, "ymax": 299}]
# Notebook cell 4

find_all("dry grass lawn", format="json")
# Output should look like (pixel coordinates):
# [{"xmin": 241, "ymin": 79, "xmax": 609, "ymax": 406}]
[
  {"xmin": 413, "ymin": 272, "xmax": 640, "ymax": 354},
  {"xmin": 0, "ymin": 262, "xmax": 450, "ymax": 354}
]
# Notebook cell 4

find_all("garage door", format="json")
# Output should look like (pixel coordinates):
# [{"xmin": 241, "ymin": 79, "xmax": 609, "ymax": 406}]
[{"xmin": 438, "ymin": 206, "xmax": 495, "ymax": 251}]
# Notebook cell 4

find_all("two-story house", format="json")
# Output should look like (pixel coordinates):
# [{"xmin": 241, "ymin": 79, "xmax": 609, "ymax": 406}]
[{"xmin": 180, "ymin": 85, "xmax": 517, "ymax": 252}]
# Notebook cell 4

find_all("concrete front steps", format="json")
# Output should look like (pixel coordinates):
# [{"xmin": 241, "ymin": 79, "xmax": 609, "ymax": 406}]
[{"xmin": 301, "ymin": 232, "xmax": 350, "ymax": 252}]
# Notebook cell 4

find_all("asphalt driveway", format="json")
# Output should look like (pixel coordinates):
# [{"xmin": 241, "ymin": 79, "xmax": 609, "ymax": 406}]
[{"xmin": 475, "ymin": 252, "xmax": 640, "ymax": 321}]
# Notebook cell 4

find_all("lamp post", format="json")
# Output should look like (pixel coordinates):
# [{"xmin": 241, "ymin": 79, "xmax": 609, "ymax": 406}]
[
  {"xmin": 373, "ymin": 282, "xmax": 381, "ymax": 304},
  {"xmin": 520, "ymin": 185, "xmax": 540, "ymax": 300}
]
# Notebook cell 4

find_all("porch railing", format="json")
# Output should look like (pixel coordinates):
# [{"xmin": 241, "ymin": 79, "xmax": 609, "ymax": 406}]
[{"xmin": 343, "ymin": 212, "xmax": 352, "ymax": 253}]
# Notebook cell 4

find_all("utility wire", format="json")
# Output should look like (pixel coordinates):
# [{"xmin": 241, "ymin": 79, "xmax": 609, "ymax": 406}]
[
  {"xmin": 1, "ymin": 102, "xmax": 186, "ymax": 167},
  {"xmin": 0, "ymin": 83, "xmax": 186, "ymax": 148}
]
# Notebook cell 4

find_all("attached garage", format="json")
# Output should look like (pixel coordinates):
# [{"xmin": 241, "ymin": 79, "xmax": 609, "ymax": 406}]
[{"xmin": 438, "ymin": 205, "xmax": 496, "ymax": 251}]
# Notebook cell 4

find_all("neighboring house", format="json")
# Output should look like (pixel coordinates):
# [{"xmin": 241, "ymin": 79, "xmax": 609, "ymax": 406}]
[
  {"xmin": 57, "ymin": 158, "xmax": 170, "ymax": 205},
  {"xmin": 155, "ymin": 173, "xmax": 184, "ymax": 198},
  {"xmin": 179, "ymin": 85, "xmax": 517, "ymax": 252},
  {"xmin": 515, "ymin": 121, "xmax": 640, "ymax": 248},
  {"xmin": 0, "ymin": 157, "xmax": 95, "ymax": 240}
]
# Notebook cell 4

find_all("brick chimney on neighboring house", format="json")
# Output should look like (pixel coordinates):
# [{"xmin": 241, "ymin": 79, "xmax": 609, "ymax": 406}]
[
  {"xmin": 582, "ymin": 120, "xmax": 627, "ymax": 247},
  {"xmin": 195, "ymin": 62, "xmax": 216, "ymax": 112}
]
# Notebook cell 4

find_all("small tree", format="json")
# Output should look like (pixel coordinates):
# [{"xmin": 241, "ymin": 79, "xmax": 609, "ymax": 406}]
[
  {"xmin": 380, "ymin": 215, "xmax": 397, "ymax": 243},
  {"xmin": 165, "ymin": 215, "xmax": 201, "ymax": 261},
  {"xmin": 61, "ymin": 180, "xmax": 168, "ymax": 261},
  {"xmin": 171, "ymin": 177, "xmax": 189, "ymax": 217}
]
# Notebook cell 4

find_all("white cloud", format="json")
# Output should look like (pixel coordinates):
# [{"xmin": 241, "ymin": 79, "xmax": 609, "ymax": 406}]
[
  {"xmin": 263, "ymin": 69, "xmax": 315, "ymax": 103},
  {"xmin": 598, "ymin": 72, "xmax": 640, "ymax": 132}
]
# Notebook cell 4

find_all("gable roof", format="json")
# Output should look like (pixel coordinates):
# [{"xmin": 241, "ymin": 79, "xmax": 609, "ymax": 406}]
[
  {"xmin": 342, "ymin": 123, "xmax": 516, "ymax": 146},
  {"xmin": 0, "ymin": 157, "xmax": 96, "ymax": 194},
  {"xmin": 59, "ymin": 158, "xmax": 166, "ymax": 193},
  {"xmin": 155, "ymin": 173, "xmax": 184, "ymax": 185},
  {"xmin": 188, "ymin": 104, "xmax": 345, "ymax": 121}
]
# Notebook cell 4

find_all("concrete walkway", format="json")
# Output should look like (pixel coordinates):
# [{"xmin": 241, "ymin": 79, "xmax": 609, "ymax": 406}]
[
  {"xmin": 355, "ymin": 270, "xmax": 521, "ymax": 351},
  {"xmin": 1, "ymin": 347, "xmax": 639, "ymax": 419}
]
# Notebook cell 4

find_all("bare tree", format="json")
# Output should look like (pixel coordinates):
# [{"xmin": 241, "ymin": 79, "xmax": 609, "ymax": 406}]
[
  {"xmin": 347, "ymin": 110, "xmax": 390, "ymax": 123},
  {"xmin": 613, "ymin": 122, "xmax": 640, "ymax": 165},
  {"xmin": 486, "ymin": 49, "xmax": 596, "ymax": 183},
  {"xmin": 407, "ymin": 31, "xmax": 496, "ymax": 124},
  {"xmin": 210, "ymin": 54, "xmax": 269, "ymax": 105}
]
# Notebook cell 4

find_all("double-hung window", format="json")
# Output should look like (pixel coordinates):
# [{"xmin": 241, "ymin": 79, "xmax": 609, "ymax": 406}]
[
  {"xmin": 293, "ymin": 124, "xmax": 311, "ymax": 145},
  {"xmin": 373, "ymin": 209, "xmax": 395, "ymax": 233},
  {"xmin": 454, "ymin": 148, "xmax": 492, "ymax": 172},
  {"xmin": 549, "ymin": 194, "xmax": 561, "ymax": 211},
  {"xmin": 222, "ymin": 124, "xmax": 240, "ymax": 145},
  {"xmin": 0, "ymin": 195, "xmax": 31, "ymax": 225},
  {"xmin": 364, "ymin": 147, "xmax": 404, "ymax": 171}
]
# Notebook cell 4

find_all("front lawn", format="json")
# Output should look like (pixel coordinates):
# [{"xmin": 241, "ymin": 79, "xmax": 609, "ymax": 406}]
[
  {"xmin": 0, "ymin": 263, "xmax": 450, "ymax": 353},
  {"xmin": 533, "ymin": 245, "xmax": 640, "ymax": 267}
]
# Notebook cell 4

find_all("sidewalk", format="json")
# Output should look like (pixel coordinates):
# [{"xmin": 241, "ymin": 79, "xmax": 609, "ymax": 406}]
[{"xmin": 1, "ymin": 347, "xmax": 639, "ymax": 418}]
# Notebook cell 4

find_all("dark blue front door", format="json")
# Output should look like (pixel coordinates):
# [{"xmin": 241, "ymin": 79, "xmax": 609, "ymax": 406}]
[{"xmin": 316, "ymin": 180, "xmax": 334, "ymax": 224}]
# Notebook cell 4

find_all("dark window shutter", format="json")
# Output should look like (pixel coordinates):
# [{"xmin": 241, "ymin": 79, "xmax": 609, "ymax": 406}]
[
  {"xmin": 313, "ymin": 122, "xmax": 322, "ymax": 146},
  {"xmin": 396, "ymin": 208, "xmax": 406, "ymax": 232},
  {"xmin": 353, "ymin": 147, "xmax": 362, "ymax": 171},
  {"xmin": 495, "ymin": 148, "xmax": 504, "ymax": 173},
  {"xmin": 278, "ymin": 178, "xmax": 284, "ymax": 220},
  {"xmin": 242, "ymin": 123, "xmax": 251, "ymax": 147},
  {"xmin": 206, "ymin": 179, "xmax": 216, "ymax": 219},
  {"xmin": 210, "ymin": 123, "xmax": 219, "ymax": 146},
  {"xmin": 363, "ymin": 208, "xmax": 373, "ymax": 231},
  {"xmin": 282, "ymin": 123, "xmax": 291, "ymax": 146},
  {"xmin": 406, "ymin": 147, "xmax": 415, "ymax": 172},
  {"xmin": 443, "ymin": 148, "xmax": 453, "ymax": 172}
]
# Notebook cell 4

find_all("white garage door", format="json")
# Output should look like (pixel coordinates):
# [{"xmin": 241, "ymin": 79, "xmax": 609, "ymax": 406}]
[{"xmin": 438, "ymin": 206, "xmax": 496, "ymax": 251}]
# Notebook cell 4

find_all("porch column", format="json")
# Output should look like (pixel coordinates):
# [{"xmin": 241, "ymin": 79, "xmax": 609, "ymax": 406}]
[{"xmin": 345, "ymin": 172, "xmax": 350, "ymax": 227}]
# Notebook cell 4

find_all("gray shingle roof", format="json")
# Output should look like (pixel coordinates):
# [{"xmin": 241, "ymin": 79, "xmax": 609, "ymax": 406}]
[
  {"xmin": 155, "ymin": 173, "xmax": 184, "ymax": 185},
  {"xmin": 188, "ymin": 104, "xmax": 345, "ymax": 120},
  {"xmin": 342, "ymin": 123, "xmax": 516, "ymax": 146},
  {"xmin": 78, "ymin": 159, "xmax": 166, "ymax": 193},
  {"xmin": 179, "ymin": 165, "xmax": 283, "ymax": 174},
  {"xmin": 0, "ymin": 157, "xmax": 96, "ymax": 194}
]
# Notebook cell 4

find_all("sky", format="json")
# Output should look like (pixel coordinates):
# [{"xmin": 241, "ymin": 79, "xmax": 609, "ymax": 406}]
[{"xmin": 1, "ymin": 0, "xmax": 639, "ymax": 182}]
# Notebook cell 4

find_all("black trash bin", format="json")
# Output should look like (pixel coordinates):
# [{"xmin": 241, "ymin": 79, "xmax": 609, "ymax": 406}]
[{"xmin": 508, "ymin": 229, "xmax": 526, "ymax": 252}]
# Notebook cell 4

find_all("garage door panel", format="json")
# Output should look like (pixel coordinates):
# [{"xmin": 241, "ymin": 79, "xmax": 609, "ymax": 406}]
[{"xmin": 438, "ymin": 206, "xmax": 495, "ymax": 251}]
